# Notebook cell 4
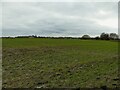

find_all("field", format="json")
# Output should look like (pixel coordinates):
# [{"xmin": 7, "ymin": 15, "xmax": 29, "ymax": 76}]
[{"xmin": 2, "ymin": 38, "xmax": 119, "ymax": 88}]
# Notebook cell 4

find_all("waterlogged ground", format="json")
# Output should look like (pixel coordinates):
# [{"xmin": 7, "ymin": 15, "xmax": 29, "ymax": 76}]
[{"xmin": 2, "ymin": 38, "xmax": 119, "ymax": 88}]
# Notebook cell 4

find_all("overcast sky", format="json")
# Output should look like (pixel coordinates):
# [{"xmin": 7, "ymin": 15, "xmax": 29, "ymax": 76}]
[{"xmin": 2, "ymin": 2, "xmax": 118, "ymax": 37}]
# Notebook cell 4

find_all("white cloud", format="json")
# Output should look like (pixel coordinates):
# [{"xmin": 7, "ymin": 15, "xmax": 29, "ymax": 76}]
[{"xmin": 95, "ymin": 18, "xmax": 118, "ymax": 29}]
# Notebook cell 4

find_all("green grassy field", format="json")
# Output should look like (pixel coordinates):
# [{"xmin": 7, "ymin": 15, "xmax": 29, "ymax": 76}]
[{"xmin": 2, "ymin": 38, "xmax": 119, "ymax": 88}]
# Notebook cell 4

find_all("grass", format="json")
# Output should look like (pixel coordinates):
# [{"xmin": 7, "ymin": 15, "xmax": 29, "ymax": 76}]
[
  {"xmin": 0, "ymin": 38, "xmax": 2, "ymax": 89},
  {"xmin": 2, "ymin": 38, "xmax": 119, "ymax": 88}
]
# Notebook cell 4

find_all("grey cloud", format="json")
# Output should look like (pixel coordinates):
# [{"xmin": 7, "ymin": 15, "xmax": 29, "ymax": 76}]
[{"xmin": 2, "ymin": 2, "xmax": 118, "ymax": 37}]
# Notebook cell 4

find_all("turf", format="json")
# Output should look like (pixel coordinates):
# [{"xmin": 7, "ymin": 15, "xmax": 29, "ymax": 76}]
[{"xmin": 2, "ymin": 38, "xmax": 119, "ymax": 88}]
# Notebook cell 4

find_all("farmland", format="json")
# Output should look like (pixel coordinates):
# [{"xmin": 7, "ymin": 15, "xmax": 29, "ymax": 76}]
[{"xmin": 2, "ymin": 38, "xmax": 119, "ymax": 88}]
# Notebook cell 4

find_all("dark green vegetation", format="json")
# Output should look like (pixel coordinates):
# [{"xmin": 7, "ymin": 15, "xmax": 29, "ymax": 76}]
[{"xmin": 2, "ymin": 38, "xmax": 119, "ymax": 88}]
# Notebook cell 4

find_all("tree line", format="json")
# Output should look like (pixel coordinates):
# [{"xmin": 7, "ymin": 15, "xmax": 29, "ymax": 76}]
[
  {"xmin": 82, "ymin": 33, "xmax": 119, "ymax": 40},
  {"xmin": 2, "ymin": 32, "xmax": 119, "ymax": 40}
]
